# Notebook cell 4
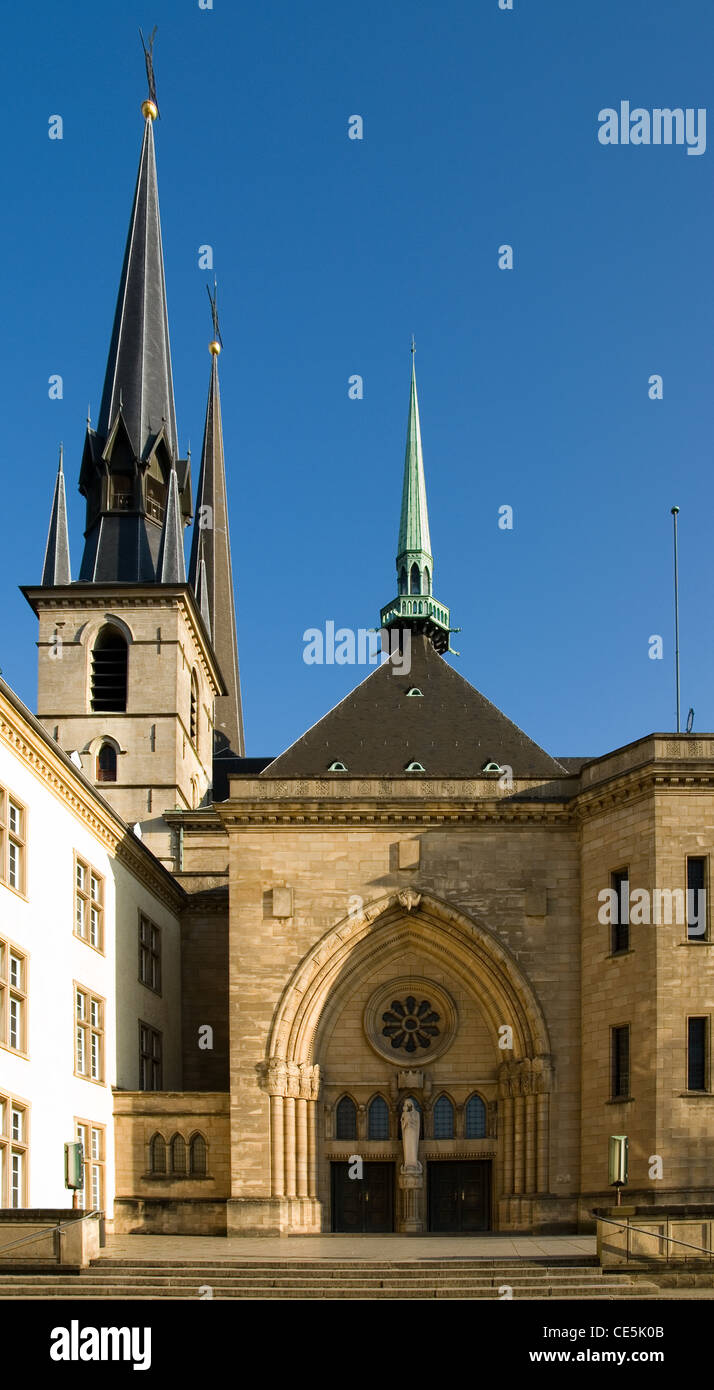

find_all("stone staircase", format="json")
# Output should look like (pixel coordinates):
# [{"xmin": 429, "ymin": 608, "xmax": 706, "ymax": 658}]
[{"xmin": 0, "ymin": 1257, "xmax": 665, "ymax": 1299}]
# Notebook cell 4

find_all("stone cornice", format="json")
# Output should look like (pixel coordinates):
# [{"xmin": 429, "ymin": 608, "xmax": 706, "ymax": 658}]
[{"xmin": 0, "ymin": 689, "xmax": 184, "ymax": 912}]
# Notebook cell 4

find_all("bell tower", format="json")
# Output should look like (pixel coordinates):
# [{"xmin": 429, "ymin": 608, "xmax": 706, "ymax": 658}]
[{"xmin": 22, "ymin": 73, "xmax": 241, "ymax": 864}]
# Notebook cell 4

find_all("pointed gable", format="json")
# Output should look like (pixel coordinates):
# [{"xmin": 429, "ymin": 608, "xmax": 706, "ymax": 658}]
[{"xmin": 264, "ymin": 636, "xmax": 566, "ymax": 780}]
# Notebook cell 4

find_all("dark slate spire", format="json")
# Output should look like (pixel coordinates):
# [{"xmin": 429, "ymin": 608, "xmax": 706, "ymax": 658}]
[
  {"xmin": 78, "ymin": 100, "xmax": 192, "ymax": 583},
  {"xmin": 380, "ymin": 346, "xmax": 454, "ymax": 654},
  {"xmin": 157, "ymin": 464, "xmax": 186, "ymax": 583},
  {"xmin": 195, "ymin": 555, "xmax": 212, "ymax": 637},
  {"xmin": 42, "ymin": 445, "xmax": 71, "ymax": 585},
  {"xmin": 188, "ymin": 340, "xmax": 245, "ymax": 757}
]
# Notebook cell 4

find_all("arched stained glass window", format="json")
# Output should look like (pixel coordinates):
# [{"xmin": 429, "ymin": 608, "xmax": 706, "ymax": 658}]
[
  {"xmin": 465, "ymin": 1093, "xmax": 487, "ymax": 1139},
  {"xmin": 433, "ymin": 1094, "xmax": 454, "ymax": 1139},
  {"xmin": 367, "ymin": 1095, "xmax": 390, "ymax": 1140},
  {"xmin": 335, "ymin": 1096, "xmax": 357, "ymax": 1140}
]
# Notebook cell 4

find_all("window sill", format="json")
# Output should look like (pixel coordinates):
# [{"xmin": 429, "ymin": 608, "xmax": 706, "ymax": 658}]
[
  {"xmin": 74, "ymin": 932, "xmax": 105, "ymax": 957},
  {"xmin": 142, "ymin": 1173, "xmax": 212, "ymax": 1182},
  {"xmin": 0, "ymin": 1041, "xmax": 29, "ymax": 1060},
  {"xmin": 607, "ymin": 949, "xmax": 634, "ymax": 961},
  {"xmin": 0, "ymin": 880, "xmax": 28, "ymax": 902},
  {"xmin": 676, "ymin": 940, "xmax": 713, "ymax": 946},
  {"xmin": 73, "ymin": 1071, "xmax": 107, "ymax": 1087},
  {"xmin": 679, "ymin": 1091, "xmax": 713, "ymax": 1098},
  {"xmin": 605, "ymin": 1096, "xmax": 634, "ymax": 1105}
]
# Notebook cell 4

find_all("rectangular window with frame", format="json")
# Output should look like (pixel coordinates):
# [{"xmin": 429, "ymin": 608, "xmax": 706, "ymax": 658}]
[
  {"xmin": 687, "ymin": 857, "xmax": 708, "ymax": 941},
  {"xmin": 610, "ymin": 869, "xmax": 630, "ymax": 954},
  {"xmin": 687, "ymin": 1016, "xmax": 709, "ymax": 1092},
  {"xmin": 74, "ymin": 856, "xmax": 104, "ymax": 952},
  {"xmin": 0, "ymin": 1092, "xmax": 28, "ymax": 1207},
  {"xmin": 139, "ymin": 1022, "xmax": 162, "ymax": 1090},
  {"xmin": 74, "ymin": 985, "xmax": 105, "ymax": 1082},
  {"xmin": 74, "ymin": 1118, "xmax": 105, "ymax": 1211},
  {"xmin": 139, "ymin": 914, "xmax": 161, "ymax": 994},
  {"xmin": 0, "ymin": 938, "xmax": 27, "ymax": 1054},
  {"xmin": 0, "ymin": 786, "xmax": 27, "ymax": 896},
  {"xmin": 611, "ymin": 1024, "xmax": 630, "ymax": 1099}
]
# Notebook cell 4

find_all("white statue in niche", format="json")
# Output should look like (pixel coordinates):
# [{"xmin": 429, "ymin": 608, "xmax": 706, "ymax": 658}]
[{"xmin": 400, "ymin": 1098, "xmax": 422, "ymax": 1174}]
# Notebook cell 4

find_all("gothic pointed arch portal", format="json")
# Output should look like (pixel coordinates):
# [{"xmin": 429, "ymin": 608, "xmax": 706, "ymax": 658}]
[{"xmin": 260, "ymin": 891, "xmax": 554, "ymax": 1232}]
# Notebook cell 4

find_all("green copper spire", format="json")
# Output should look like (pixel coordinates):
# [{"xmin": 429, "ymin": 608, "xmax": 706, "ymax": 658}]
[
  {"xmin": 380, "ymin": 346, "xmax": 453, "ymax": 654},
  {"xmin": 397, "ymin": 343, "xmax": 432, "ymax": 571}
]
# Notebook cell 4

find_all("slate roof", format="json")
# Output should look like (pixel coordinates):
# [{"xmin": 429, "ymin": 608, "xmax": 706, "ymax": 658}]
[{"xmin": 262, "ymin": 635, "xmax": 568, "ymax": 780}]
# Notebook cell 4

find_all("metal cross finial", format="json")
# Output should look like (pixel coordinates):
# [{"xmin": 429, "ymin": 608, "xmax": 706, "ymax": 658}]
[
  {"xmin": 139, "ymin": 26, "xmax": 159, "ymax": 113},
  {"xmin": 207, "ymin": 278, "xmax": 224, "ymax": 347}
]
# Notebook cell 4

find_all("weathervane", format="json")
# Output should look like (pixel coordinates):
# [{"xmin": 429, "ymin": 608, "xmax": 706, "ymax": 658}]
[
  {"xmin": 207, "ymin": 278, "xmax": 224, "ymax": 355},
  {"xmin": 139, "ymin": 26, "xmax": 159, "ymax": 118}
]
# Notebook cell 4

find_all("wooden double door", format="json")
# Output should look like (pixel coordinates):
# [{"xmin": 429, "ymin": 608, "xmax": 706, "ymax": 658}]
[
  {"xmin": 331, "ymin": 1161, "xmax": 394, "ymax": 1233},
  {"xmin": 427, "ymin": 1160, "xmax": 491, "ymax": 1232}
]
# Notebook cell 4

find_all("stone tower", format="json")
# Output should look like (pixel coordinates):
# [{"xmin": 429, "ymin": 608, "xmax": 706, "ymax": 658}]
[{"xmin": 23, "ymin": 91, "xmax": 242, "ymax": 864}]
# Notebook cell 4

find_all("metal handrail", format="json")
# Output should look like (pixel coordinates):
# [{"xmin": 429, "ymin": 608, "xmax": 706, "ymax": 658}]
[
  {"xmin": 0, "ymin": 1209, "xmax": 101, "ymax": 1257},
  {"xmin": 594, "ymin": 1210, "xmax": 714, "ymax": 1261}
]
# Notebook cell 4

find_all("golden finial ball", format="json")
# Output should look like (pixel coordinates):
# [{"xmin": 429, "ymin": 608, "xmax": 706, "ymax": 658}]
[
  {"xmin": 141, "ymin": 100, "xmax": 158, "ymax": 121},
  {"xmin": 209, "ymin": 340, "xmax": 222, "ymax": 356}
]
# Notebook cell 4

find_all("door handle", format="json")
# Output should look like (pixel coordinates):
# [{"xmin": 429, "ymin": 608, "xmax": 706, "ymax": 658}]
[{"xmin": 461, "ymin": 1191, "xmax": 465, "ymax": 1201}]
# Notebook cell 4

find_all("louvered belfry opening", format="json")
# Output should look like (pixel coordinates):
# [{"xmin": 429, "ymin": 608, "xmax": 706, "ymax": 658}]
[{"xmin": 91, "ymin": 626, "xmax": 128, "ymax": 712}]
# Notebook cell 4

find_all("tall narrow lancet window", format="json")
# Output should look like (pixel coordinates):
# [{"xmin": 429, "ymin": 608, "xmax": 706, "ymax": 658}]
[
  {"xmin": 149, "ymin": 1134, "xmax": 166, "ymax": 1174},
  {"xmin": 465, "ymin": 1094, "xmax": 487, "ymax": 1139},
  {"xmin": 189, "ymin": 1133, "xmax": 207, "ymax": 1176},
  {"xmin": 399, "ymin": 567, "xmax": 407, "ymax": 595},
  {"xmin": 335, "ymin": 1096, "xmax": 357, "ymax": 1140},
  {"xmin": 423, "ymin": 567, "xmax": 431, "ymax": 595},
  {"xmin": 190, "ymin": 670, "xmax": 199, "ymax": 745},
  {"xmin": 367, "ymin": 1096, "xmax": 390, "ymax": 1140},
  {"xmin": 433, "ymin": 1094, "xmax": 454, "ymax": 1139},
  {"xmin": 170, "ymin": 1134, "xmax": 186, "ymax": 1175},
  {"xmin": 410, "ymin": 562, "xmax": 421, "ymax": 595},
  {"xmin": 91, "ymin": 626, "xmax": 128, "ymax": 712},
  {"xmin": 96, "ymin": 742, "xmax": 117, "ymax": 783}
]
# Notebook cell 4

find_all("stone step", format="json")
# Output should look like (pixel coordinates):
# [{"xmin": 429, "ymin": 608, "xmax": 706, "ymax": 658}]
[{"xmin": 0, "ymin": 1285, "xmax": 661, "ymax": 1300}]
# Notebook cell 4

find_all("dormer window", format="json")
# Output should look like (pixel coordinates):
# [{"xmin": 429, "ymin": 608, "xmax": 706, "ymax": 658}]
[
  {"xmin": 406, "ymin": 688, "xmax": 423, "ymax": 698},
  {"xmin": 405, "ymin": 761, "xmax": 426, "ymax": 773},
  {"xmin": 328, "ymin": 761, "xmax": 348, "ymax": 772},
  {"xmin": 482, "ymin": 761, "xmax": 502, "ymax": 773}
]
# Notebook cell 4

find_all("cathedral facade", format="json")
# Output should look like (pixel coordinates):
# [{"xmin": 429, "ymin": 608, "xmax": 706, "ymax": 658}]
[{"xmin": 8, "ymin": 89, "xmax": 714, "ymax": 1238}]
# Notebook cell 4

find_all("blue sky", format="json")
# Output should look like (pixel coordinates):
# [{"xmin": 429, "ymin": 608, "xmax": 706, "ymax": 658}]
[{"xmin": 1, "ymin": 0, "xmax": 713, "ymax": 759}]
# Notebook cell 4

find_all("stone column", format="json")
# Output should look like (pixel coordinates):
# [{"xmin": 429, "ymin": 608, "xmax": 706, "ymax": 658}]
[
  {"xmin": 513, "ymin": 1095, "xmax": 525, "ymax": 1194},
  {"xmin": 525, "ymin": 1093, "xmax": 536, "ymax": 1193},
  {"xmin": 295, "ymin": 1100, "xmax": 308, "ymax": 1197},
  {"xmin": 283, "ymin": 1098, "xmax": 296, "ymax": 1198},
  {"xmin": 502, "ymin": 1096, "xmax": 514, "ymax": 1195},
  {"xmin": 270, "ymin": 1094, "xmax": 285, "ymax": 1197},
  {"xmin": 307, "ymin": 1098, "xmax": 317, "ymax": 1197}
]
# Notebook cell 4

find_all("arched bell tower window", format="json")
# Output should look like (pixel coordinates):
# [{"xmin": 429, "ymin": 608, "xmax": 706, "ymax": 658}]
[
  {"xmin": 433, "ymin": 1094, "xmax": 454, "ymax": 1139},
  {"xmin": 96, "ymin": 742, "xmax": 117, "ymax": 783},
  {"xmin": 335, "ymin": 1096, "xmax": 357, "ymax": 1140},
  {"xmin": 424, "ymin": 566, "xmax": 431, "ymax": 595},
  {"xmin": 465, "ymin": 1093, "xmax": 487, "ymax": 1139},
  {"xmin": 399, "ymin": 566, "xmax": 407, "ymax": 595},
  {"xmin": 91, "ymin": 626, "xmax": 128, "ymax": 712},
  {"xmin": 190, "ymin": 670, "xmax": 199, "ymax": 745},
  {"xmin": 410, "ymin": 562, "xmax": 421, "ymax": 595}
]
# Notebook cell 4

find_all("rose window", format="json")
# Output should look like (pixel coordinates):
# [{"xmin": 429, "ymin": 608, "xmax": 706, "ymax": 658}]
[{"xmin": 381, "ymin": 995, "xmax": 441, "ymax": 1053}]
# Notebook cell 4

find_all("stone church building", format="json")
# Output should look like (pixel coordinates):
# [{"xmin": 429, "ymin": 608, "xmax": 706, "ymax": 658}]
[{"xmin": 18, "ymin": 90, "xmax": 714, "ymax": 1237}]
